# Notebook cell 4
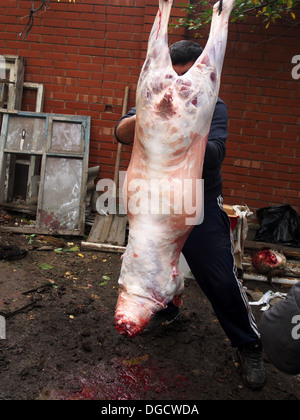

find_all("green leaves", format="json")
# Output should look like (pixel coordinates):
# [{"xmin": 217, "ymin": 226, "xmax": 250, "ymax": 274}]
[
  {"xmin": 99, "ymin": 275, "xmax": 111, "ymax": 287},
  {"xmin": 39, "ymin": 263, "xmax": 54, "ymax": 270},
  {"xmin": 170, "ymin": 0, "xmax": 299, "ymax": 32}
]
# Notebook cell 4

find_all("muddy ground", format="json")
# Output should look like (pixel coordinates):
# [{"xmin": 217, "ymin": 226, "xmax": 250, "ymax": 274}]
[{"xmin": 0, "ymin": 217, "xmax": 299, "ymax": 400}]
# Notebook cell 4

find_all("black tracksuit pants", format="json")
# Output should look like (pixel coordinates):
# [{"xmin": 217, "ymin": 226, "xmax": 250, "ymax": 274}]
[{"xmin": 182, "ymin": 195, "xmax": 260, "ymax": 348}]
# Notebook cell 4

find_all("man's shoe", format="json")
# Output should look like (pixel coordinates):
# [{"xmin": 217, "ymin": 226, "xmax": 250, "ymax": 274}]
[
  {"xmin": 237, "ymin": 340, "xmax": 266, "ymax": 390},
  {"xmin": 144, "ymin": 303, "xmax": 181, "ymax": 333}
]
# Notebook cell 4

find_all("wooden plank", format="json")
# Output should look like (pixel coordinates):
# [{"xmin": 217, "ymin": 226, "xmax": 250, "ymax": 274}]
[
  {"xmin": 106, "ymin": 216, "xmax": 128, "ymax": 246},
  {"xmin": 0, "ymin": 201, "xmax": 37, "ymax": 214},
  {"xmin": 87, "ymin": 213, "xmax": 113, "ymax": 243},
  {"xmin": 0, "ymin": 225, "xmax": 84, "ymax": 236},
  {"xmin": 13, "ymin": 57, "xmax": 25, "ymax": 110},
  {"xmin": 23, "ymin": 82, "xmax": 45, "ymax": 113},
  {"xmin": 0, "ymin": 113, "xmax": 9, "ymax": 203},
  {"xmin": 6, "ymin": 154, "xmax": 17, "ymax": 203},
  {"xmin": 6, "ymin": 56, "xmax": 25, "ymax": 111},
  {"xmin": 87, "ymin": 214, "xmax": 102, "ymax": 242},
  {"xmin": 18, "ymin": 85, "xmax": 45, "ymax": 202},
  {"xmin": 81, "ymin": 241, "xmax": 126, "ymax": 254},
  {"xmin": 87, "ymin": 214, "xmax": 127, "ymax": 245},
  {"xmin": 243, "ymin": 273, "xmax": 298, "ymax": 286},
  {"xmin": 0, "ymin": 109, "xmax": 18, "ymax": 114}
]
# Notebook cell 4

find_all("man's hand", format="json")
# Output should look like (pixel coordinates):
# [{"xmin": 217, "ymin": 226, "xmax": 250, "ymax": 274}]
[{"xmin": 115, "ymin": 115, "xmax": 136, "ymax": 145}]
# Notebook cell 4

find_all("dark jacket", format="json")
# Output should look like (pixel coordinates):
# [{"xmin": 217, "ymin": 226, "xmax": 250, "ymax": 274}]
[
  {"xmin": 260, "ymin": 282, "xmax": 300, "ymax": 375},
  {"xmin": 115, "ymin": 98, "xmax": 228, "ymax": 202}
]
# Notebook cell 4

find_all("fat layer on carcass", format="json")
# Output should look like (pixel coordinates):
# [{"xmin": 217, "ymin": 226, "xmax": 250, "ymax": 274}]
[{"xmin": 115, "ymin": 0, "xmax": 236, "ymax": 337}]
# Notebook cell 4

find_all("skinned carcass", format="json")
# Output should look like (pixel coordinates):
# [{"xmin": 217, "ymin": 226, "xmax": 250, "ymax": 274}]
[{"xmin": 115, "ymin": 0, "xmax": 236, "ymax": 337}]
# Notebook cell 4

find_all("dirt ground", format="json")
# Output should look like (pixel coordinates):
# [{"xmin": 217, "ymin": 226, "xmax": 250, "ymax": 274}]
[{"xmin": 0, "ymin": 217, "xmax": 299, "ymax": 400}]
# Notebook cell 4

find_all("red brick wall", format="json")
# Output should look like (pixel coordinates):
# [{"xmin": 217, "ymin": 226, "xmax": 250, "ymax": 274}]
[
  {"xmin": 0, "ymin": 0, "xmax": 299, "ymax": 214},
  {"xmin": 219, "ymin": 15, "xmax": 300, "ymax": 213}
]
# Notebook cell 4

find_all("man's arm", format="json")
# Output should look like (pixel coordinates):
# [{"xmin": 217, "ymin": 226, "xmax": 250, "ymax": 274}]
[
  {"xmin": 204, "ymin": 99, "xmax": 228, "ymax": 169},
  {"xmin": 114, "ymin": 101, "xmax": 228, "ymax": 152},
  {"xmin": 115, "ymin": 107, "xmax": 137, "ymax": 145}
]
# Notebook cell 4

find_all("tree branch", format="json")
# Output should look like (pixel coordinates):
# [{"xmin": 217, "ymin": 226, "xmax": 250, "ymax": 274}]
[
  {"xmin": 19, "ymin": 0, "xmax": 50, "ymax": 40},
  {"xmin": 242, "ymin": 0, "xmax": 283, "ymax": 15}
]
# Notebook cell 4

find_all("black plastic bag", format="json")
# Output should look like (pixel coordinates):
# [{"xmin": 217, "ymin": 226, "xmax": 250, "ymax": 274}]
[{"xmin": 255, "ymin": 205, "xmax": 300, "ymax": 247}]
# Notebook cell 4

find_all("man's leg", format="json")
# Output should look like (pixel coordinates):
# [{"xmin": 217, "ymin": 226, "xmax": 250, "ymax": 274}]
[
  {"xmin": 182, "ymin": 196, "xmax": 265, "ymax": 388},
  {"xmin": 183, "ymin": 196, "xmax": 259, "ymax": 347}
]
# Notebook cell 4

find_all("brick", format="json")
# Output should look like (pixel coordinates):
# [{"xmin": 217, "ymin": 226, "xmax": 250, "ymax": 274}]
[
  {"xmin": 264, "ymin": 163, "xmax": 291, "ymax": 173},
  {"xmin": 243, "ymin": 111, "xmax": 271, "ymax": 122}
]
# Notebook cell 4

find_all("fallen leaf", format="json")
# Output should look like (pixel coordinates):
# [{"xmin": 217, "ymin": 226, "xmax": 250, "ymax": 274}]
[
  {"xmin": 123, "ymin": 354, "xmax": 149, "ymax": 366},
  {"xmin": 99, "ymin": 281, "xmax": 108, "ymax": 286},
  {"xmin": 39, "ymin": 263, "xmax": 54, "ymax": 270},
  {"xmin": 66, "ymin": 246, "xmax": 79, "ymax": 252}
]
